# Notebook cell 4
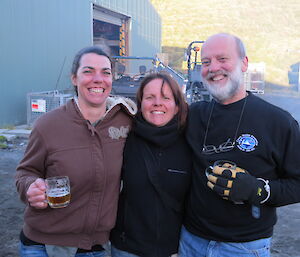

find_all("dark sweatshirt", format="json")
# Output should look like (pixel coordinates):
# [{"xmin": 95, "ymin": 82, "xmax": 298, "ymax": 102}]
[{"xmin": 184, "ymin": 92, "xmax": 300, "ymax": 242}]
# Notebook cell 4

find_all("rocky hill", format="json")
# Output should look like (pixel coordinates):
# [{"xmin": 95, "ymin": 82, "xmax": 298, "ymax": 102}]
[{"xmin": 151, "ymin": 0, "xmax": 300, "ymax": 87}]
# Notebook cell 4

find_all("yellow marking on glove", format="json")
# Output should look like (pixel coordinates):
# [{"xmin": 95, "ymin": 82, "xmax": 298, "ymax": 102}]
[
  {"xmin": 207, "ymin": 181, "xmax": 214, "ymax": 190},
  {"xmin": 213, "ymin": 166, "xmax": 237, "ymax": 178},
  {"xmin": 227, "ymin": 180, "xmax": 233, "ymax": 188},
  {"xmin": 236, "ymin": 166, "xmax": 246, "ymax": 173},
  {"xmin": 208, "ymin": 175, "xmax": 217, "ymax": 184},
  {"xmin": 212, "ymin": 166, "xmax": 227, "ymax": 175},
  {"xmin": 213, "ymin": 166, "xmax": 247, "ymax": 179},
  {"xmin": 222, "ymin": 162, "xmax": 235, "ymax": 168},
  {"xmin": 224, "ymin": 189, "xmax": 230, "ymax": 196}
]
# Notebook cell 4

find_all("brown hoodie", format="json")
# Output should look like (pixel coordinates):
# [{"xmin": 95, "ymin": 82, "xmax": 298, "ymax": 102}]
[{"xmin": 16, "ymin": 96, "xmax": 136, "ymax": 250}]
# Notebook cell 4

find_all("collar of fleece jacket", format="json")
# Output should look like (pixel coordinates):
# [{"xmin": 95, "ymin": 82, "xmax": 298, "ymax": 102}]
[
  {"xmin": 133, "ymin": 112, "xmax": 182, "ymax": 148},
  {"xmin": 106, "ymin": 95, "xmax": 137, "ymax": 116}
]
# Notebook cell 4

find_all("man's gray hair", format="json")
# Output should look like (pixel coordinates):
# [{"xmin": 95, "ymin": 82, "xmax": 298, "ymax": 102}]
[
  {"xmin": 234, "ymin": 36, "xmax": 247, "ymax": 59},
  {"xmin": 205, "ymin": 33, "xmax": 247, "ymax": 59}
]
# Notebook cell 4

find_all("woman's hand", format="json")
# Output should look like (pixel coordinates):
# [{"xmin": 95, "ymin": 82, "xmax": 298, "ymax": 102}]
[{"xmin": 26, "ymin": 178, "xmax": 48, "ymax": 209}]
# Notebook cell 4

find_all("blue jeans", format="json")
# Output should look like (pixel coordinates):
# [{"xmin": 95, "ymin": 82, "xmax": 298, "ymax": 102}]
[
  {"xmin": 179, "ymin": 226, "xmax": 271, "ymax": 257},
  {"xmin": 19, "ymin": 242, "xmax": 107, "ymax": 257},
  {"xmin": 111, "ymin": 245, "xmax": 178, "ymax": 257},
  {"xmin": 111, "ymin": 246, "xmax": 140, "ymax": 257}
]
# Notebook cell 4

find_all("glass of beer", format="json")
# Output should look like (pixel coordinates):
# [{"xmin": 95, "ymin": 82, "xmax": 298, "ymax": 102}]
[
  {"xmin": 45, "ymin": 176, "xmax": 71, "ymax": 208},
  {"xmin": 205, "ymin": 160, "xmax": 237, "ymax": 178}
]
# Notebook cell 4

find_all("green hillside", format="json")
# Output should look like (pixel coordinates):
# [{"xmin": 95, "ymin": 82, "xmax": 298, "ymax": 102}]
[{"xmin": 151, "ymin": 0, "xmax": 300, "ymax": 87}]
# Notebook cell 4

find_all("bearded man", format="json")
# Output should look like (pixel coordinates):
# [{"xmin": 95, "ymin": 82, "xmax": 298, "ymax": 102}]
[{"xmin": 179, "ymin": 33, "xmax": 300, "ymax": 257}]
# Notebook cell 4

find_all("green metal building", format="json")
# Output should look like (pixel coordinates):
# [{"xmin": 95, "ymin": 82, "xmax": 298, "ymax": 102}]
[{"xmin": 0, "ymin": 0, "xmax": 161, "ymax": 126}]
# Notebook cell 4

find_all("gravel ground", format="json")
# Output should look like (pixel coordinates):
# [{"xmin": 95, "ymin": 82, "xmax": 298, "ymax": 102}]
[{"xmin": 0, "ymin": 140, "xmax": 27, "ymax": 257}]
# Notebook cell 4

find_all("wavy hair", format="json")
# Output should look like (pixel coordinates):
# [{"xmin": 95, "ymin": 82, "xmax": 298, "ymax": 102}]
[{"xmin": 136, "ymin": 72, "xmax": 188, "ymax": 128}]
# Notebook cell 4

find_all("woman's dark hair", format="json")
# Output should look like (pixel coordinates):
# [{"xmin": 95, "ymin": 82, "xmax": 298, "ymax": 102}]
[
  {"xmin": 136, "ymin": 72, "xmax": 188, "ymax": 128},
  {"xmin": 71, "ymin": 46, "xmax": 112, "ymax": 95}
]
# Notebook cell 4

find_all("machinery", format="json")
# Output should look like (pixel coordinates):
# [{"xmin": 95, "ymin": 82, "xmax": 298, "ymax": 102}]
[
  {"xmin": 185, "ymin": 41, "xmax": 211, "ymax": 104},
  {"xmin": 111, "ymin": 56, "xmax": 185, "ymax": 101}
]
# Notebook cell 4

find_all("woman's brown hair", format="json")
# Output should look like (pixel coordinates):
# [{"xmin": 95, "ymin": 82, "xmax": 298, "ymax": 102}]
[
  {"xmin": 136, "ymin": 72, "xmax": 188, "ymax": 128},
  {"xmin": 71, "ymin": 46, "xmax": 112, "ymax": 96}
]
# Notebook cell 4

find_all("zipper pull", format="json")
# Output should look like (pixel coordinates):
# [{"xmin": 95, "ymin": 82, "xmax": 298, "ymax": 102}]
[{"xmin": 120, "ymin": 232, "xmax": 126, "ymax": 242}]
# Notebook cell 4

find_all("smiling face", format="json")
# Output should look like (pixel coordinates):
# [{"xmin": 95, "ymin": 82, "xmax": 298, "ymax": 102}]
[
  {"xmin": 71, "ymin": 53, "xmax": 112, "ymax": 112},
  {"xmin": 141, "ymin": 78, "xmax": 178, "ymax": 127},
  {"xmin": 201, "ymin": 34, "xmax": 248, "ymax": 104},
  {"xmin": 202, "ymin": 60, "xmax": 244, "ymax": 103}
]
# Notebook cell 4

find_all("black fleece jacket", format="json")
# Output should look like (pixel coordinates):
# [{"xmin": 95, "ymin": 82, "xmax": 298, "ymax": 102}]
[{"xmin": 110, "ymin": 114, "xmax": 192, "ymax": 257}]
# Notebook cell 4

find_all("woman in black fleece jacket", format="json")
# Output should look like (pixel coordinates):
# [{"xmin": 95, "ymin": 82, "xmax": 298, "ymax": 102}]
[{"xmin": 110, "ymin": 72, "xmax": 193, "ymax": 257}]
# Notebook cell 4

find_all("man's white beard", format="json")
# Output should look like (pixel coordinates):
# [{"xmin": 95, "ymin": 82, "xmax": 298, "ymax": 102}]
[{"xmin": 202, "ymin": 62, "xmax": 243, "ymax": 103}]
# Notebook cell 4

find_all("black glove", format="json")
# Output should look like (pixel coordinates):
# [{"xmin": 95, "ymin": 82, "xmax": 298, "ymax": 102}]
[{"xmin": 207, "ymin": 163, "xmax": 267, "ymax": 205}]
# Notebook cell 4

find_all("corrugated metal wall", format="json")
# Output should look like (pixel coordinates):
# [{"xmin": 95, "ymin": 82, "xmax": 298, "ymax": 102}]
[
  {"xmin": 0, "ymin": 0, "xmax": 161, "ymax": 126},
  {"xmin": 94, "ymin": 0, "xmax": 161, "ymax": 56}
]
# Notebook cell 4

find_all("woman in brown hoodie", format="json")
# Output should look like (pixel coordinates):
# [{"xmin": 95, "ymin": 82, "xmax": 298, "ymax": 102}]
[{"xmin": 15, "ymin": 46, "xmax": 136, "ymax": 257}]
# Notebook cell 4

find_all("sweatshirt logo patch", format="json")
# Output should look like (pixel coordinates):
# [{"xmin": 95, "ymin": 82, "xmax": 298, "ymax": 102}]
[
  {"xmin": 108, "ymin": 126, "xmax": 130, "ymax": 139},
  {"xmin": 236, "ymin": 134, "xmax": 258, "ymax": 152}
]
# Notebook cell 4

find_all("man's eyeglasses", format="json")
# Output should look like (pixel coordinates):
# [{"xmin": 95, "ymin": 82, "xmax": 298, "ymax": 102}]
[
  {"xmin": 202, "ymin": 138, "xmax": 235, "ymax": 155},
  {"xmin": 202, "ymin": 97, "xmax": 247, "ymax": 155}
]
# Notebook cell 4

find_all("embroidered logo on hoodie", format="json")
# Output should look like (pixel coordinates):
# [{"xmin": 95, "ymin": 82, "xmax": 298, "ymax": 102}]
[
  {"xmin": 108, "ymin": 126, "xmax": 130, "ymax": 139},
  {"xmin": 236, "ymin": 134, "xmax": 258, "ymax": 152}
]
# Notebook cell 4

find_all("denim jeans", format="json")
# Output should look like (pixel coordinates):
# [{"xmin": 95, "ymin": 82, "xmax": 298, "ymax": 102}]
[
  {"xmin": 111, "ymin": 245, "xmax": 178, "ymax": 257},
  {"xmin": 178, "ymin": 226, "xmax": 271, "ymax": 257},
  {"xmin": 20, "ymin": 242, "xmax": 107, "ymax": 257},
  {"xmin": 111, "ymin": 246, "xmax": 140, "ymax": 257}
]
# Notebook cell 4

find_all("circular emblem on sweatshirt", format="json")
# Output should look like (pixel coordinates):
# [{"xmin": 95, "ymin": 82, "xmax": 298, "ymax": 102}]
[{"xmin": 236, "ymin": 134, "xmax": 258, "ymax": 152}]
